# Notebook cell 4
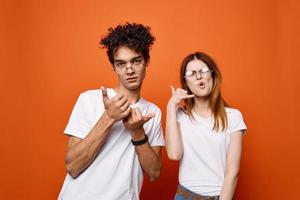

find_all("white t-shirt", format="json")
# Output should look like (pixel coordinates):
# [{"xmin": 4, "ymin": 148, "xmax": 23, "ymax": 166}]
[
  {"xmin": 177, "ymin": 107, "xmax": 247, "ymax": 196},
  {"xmin": 58, "ymin": 89, "xmax": 165, "ymax": 200}
]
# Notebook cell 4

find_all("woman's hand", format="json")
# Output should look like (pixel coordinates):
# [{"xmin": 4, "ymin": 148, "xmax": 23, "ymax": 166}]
[{"xmin": 168, "ymin": 86, "xmax": 194, "ymax": 106}]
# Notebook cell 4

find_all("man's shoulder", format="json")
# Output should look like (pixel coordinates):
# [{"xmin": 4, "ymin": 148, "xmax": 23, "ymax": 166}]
[
  {"xmin": 76, "ymin": 89, "xmax": 103, "ymax": 106},
  {"xmin": 143, "ymin": 99, "xmax": 159, "ymax": 108},
  {"xmin": 141, "ymin": 98, "xmax": 161, "ymax": 112},
  {"xmin": 80, "ymin": 89, "xmax": 102, "ymax": 97}
]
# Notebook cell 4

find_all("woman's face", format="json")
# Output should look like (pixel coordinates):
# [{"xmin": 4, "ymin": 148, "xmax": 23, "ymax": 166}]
[{"xmin": 184, "ymin": 59, "xmax": 214, "ymax": 98}]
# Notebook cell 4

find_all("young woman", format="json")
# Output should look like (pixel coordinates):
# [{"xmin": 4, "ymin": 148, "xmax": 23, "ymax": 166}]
[{"xmin": 166, "ymin": 52, "xmax": 247, "ymax": 200}]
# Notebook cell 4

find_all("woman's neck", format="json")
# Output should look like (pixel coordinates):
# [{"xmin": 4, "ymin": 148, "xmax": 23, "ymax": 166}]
[{"xmin": 193, "ymin": 97, "xmax": 211, "ymax": 117}]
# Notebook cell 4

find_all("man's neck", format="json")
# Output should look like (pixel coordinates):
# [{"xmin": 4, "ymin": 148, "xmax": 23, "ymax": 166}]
[{"xmin": 114, "ymin": 85, "xmax": 141, "ymax": 104}]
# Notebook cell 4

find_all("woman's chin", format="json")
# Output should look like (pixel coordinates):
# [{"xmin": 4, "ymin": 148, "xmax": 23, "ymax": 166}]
[{"xmin": 193, "ymin": 91, "xmax": 210, "ymax": 98}]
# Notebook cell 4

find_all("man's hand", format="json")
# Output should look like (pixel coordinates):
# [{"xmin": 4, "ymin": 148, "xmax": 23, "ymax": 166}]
[
  {"xmin": 101, "ymin": 87, "xmax": 131, "ymax": 122},
  {"xmin": 123, "ymin": 107, "xmax": 154, "ymax": 138}
]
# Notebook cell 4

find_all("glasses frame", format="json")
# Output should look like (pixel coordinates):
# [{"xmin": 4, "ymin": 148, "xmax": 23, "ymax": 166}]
[
  {"xmin": 184, "ymin": 67, "xmax": 213, "ymax": 79},
  {"xmin": 113, "ymin": 57, "xmax": 145, "ymax": 75}
]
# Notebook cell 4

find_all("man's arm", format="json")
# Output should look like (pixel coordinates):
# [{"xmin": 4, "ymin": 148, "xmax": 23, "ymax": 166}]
[
  {"xmin": 131, "ymin": 130, "xmax": 162, "ymax": 181},
  {"xmin": 65, "ymin": 87, "xmax": 130, "ymax": 178},
  {"xmin": 65, "ymin": 112, "xmax": 114, "ymax": 178},
  {"xmin": 123, "ymin": 108, "xmax": 162, "ymax": 181}
]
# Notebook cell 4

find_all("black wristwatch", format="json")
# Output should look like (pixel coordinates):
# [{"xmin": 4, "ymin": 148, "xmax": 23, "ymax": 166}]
[{"xmin": 131, "ymin": 135, "xmax": 148, "ymax": 146}]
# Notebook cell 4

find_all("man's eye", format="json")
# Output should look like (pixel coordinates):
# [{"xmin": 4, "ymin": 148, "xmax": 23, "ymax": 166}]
[
  {"xmin": 133, "ymin": 59, "xmax": 142, "ymax": 65},
  {"xmin": 116, "ymin": 63, "xmax": 125, "ymax": 67}
]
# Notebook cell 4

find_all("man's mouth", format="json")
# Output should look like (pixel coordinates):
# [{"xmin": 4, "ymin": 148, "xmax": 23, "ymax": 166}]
[{"xmin": 126, "ymin": 77, "xmax": 138, "ymax": 82}]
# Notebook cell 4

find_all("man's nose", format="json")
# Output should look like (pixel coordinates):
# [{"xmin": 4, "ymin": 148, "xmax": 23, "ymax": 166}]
[{"xmin": 126, "ymin": 64, "xmax": 135, "ymax": 75}]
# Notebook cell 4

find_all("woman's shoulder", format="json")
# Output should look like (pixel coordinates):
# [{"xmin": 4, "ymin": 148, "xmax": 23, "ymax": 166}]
[
  {"xmin": 225, "ymin": 107, "xmax": 243, "ymax": 121},
  {"xmin": 225, "ymin": 107, "xmax": 242, "ymax": 113},
  {"xmin": 225, "ymin": 107, "xmax": 243, "ymax": 119},
  {"xmin": 225, "ymin": 107, "xmax": 247, "ymax": 133}
]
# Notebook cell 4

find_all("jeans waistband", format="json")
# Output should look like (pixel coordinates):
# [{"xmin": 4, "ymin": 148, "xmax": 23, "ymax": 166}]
[{"xmin": 176, "ymin": 184, "xmax": 220, "ymax": 200}]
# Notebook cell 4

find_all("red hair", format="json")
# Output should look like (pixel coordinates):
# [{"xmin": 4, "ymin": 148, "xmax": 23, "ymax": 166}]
[{"xmin": 180, "ymin": 52, "xmax": 228, "ymax": 131}]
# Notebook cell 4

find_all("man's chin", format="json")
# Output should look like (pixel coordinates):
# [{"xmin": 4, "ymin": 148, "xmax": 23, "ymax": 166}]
[{"xmin": 124, "ymin": 83, "xmax": 142, "ymax": 90}]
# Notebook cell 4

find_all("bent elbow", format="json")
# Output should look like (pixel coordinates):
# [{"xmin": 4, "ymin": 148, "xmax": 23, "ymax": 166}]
[
  {"xmin": 225, "ymin": 168, "xmax": 240, "ymax": 180},
  {"xmin": 65, "ymin": 158, "xmax": 80, "ymax": 178},
  {"xmin": 167, "ymin": 152, "xmax": 182, "ymax": 161},
  {"xmin": 65, "ymin": 163, "xmax": 79, "ymax": 178},
  {"xmin": 149, "ymin": 170, "xmax": 161, "ymax": 182}
]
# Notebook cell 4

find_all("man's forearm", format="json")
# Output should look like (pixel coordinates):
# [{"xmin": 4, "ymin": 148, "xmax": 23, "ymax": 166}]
[
  {"xmin": 134, "ymin": 143, "xmax": 161, "ymax": 181},
  {"xmin": 65, "ymin": 112, "xmax": 115, "ymax": 178},
  {"xmin": 131, "ymin": 130, "xmax": 161, "ymax": 181}
]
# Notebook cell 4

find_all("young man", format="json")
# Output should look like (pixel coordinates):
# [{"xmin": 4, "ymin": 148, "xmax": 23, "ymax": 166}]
[{"xmin": 58, "ymin": 23, "xmax": 165, "ymax": 200}]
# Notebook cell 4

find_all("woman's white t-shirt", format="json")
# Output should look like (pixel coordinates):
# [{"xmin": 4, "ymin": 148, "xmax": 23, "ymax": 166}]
[{"xmin": 177, "ymin": 107, "xmax": 247, "ymax": 196}]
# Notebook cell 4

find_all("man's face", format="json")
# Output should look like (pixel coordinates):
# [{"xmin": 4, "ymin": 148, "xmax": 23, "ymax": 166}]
[{"xmin": 113, "ymin": 46, "xmax": 146, "ymax": 90}]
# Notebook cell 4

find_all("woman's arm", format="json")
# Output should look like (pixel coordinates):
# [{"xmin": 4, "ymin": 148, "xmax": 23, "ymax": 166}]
[
  {"xmin": 220, "ymin": 131, "xmax": 244, "ymax": 200},
  {"xmin": 165, "ymin": 86, "xmax": 194, "ymax": 160}
]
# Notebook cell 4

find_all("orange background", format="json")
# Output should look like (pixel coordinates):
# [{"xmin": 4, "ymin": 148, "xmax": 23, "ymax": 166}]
[{"xmin": 1, "ymin": 0, "xmax": 299, "ymax": 199}]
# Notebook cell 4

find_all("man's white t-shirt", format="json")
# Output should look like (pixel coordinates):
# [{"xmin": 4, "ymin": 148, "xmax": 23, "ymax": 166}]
[
  {"xmin": 58, "ymin": 89, "xmax": 165, "ymax": 200},
  {"xmin": 177, "ymin": 107, "xmax": 247, "ymax": 196}
]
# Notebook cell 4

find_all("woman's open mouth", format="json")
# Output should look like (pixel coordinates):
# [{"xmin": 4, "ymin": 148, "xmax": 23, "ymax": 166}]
[{"xmin": 199, "ymin": 82, "xmax": 205, "ymax": 89}]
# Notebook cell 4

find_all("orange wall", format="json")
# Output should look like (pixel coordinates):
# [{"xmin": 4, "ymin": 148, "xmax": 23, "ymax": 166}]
[{"xmin": 1, "ymin": 0, "xmax": 299, "ymax": 199}]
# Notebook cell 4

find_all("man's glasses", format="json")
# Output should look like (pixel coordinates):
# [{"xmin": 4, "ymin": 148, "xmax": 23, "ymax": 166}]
[
  {"xmin": 184, "ymin": 66, "xmax": 213, "ymax": 79},
  {"xmin": 113, "ymin": 57, "xmax": 145, "ymax": 75}
]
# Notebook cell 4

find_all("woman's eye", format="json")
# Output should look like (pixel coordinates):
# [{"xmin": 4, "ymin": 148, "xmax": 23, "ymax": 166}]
[
  {"xmin": 201, "ymin": 67, "xmax": 209, "ymax": 73},
  {"xmin": 185, "ymin": 71, "xmax": 193, "ymax": 76}
]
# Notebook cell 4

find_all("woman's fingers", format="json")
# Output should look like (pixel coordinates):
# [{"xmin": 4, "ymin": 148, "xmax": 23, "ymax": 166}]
[
  {"xmin": 177, "ymin": 94, "xmax": 194, "ymax": 101},
  {"xmin": 170, "ymin": 86, "xmax": 189, "ymax": 95},
  {"xmin": 170, "ymin": 85, "xmax": 175, "ymax": 94},
  {"xmin": 184, "ymin": 94, "xmax": 195, "ymax": 99},
  {"xmin": 176, "ymin": 88, "xmax": 188, "ymax": 95}
]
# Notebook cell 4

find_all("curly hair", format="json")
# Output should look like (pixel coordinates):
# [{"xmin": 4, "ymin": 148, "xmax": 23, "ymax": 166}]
[{"xmin": 100, "ymin": 22, "xmax": 155, "ymax": 64}]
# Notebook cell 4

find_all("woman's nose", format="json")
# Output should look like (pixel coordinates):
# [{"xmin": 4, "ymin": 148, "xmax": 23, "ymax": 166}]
[{"xmin": 195, "ymin": 71, "xmax": 202, "ymax": 79}]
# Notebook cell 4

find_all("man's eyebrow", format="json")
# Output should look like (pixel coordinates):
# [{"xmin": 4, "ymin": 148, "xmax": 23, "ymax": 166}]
[
  {"xmin": 114, "ymin": 59, "xmax": 125, "ymax": 63},
  {"xmin": 131, "ymin": 56, "xmax": 143, "ymax": 60},
  {"xmin": 114, "ymin": 56, "xmax": 143, "ymax": 63}
]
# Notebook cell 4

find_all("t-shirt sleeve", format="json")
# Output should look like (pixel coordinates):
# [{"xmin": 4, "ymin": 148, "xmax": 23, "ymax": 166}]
[
  {"xmin": 64, "ymin": 93, "xmax": 92, "ymax": 139},
  {"xmin": 147, "ymin": 107, "xmax": 165, "ymax": 146},
  {"xmin": 176, "ymin": 106, "xmax": 185, "ymax": 122},
  {"xmin": 228, "ymin": 109, "xmax": 247, "ymax": 134}
]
